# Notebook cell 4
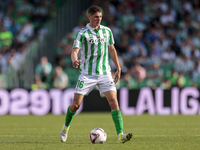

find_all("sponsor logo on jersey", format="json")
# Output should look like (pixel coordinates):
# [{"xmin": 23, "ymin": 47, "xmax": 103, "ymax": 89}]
[{"xmin": 89, "ymin": 38, "xmax": 108, "ymax": 44}]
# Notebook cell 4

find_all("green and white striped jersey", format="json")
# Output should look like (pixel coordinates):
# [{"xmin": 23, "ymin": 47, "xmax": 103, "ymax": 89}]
[{"xmin": 72, "ymin": 23, "xmax": 114, "ymax": 75}]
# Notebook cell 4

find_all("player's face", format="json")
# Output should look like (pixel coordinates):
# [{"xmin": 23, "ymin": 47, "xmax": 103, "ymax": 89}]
[{"xmin": 88, "ymin": 12, "xmax": 102, "ymax": 28}]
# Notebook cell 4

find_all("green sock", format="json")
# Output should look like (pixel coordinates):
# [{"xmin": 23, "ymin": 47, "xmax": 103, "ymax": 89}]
[
  {"xmin": 111, "ymin": 110, "xmax": 123, "ymax": 135},
  {"xmin": 65, "ymin": 106, "xmax": 76, "ymax": 127}
]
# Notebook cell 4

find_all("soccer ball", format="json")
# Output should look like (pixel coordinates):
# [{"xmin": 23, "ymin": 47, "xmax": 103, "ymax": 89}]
[{"xmin": 89, "ymin": 128, "xmax": 107, "ymax": 144}]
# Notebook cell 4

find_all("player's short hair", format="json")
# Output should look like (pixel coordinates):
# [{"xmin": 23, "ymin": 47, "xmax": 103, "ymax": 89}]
[{"xmin": 88, "ymin": 5, "xmax": 102, "ymax": 15}]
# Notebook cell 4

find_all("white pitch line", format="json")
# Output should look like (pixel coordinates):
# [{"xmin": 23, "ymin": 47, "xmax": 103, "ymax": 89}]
[
  {"xmin": 133, "ymin": 135, "xmax": 200, "ymax": 137},
  {"xmin": 1, "ymin": 135, "xmax": 200, "ymax": 137},
  {"xmin": 0, "ymin": 135, "xmax": 41, "ymax": 137},
  {"xmin": 0, "ymin": 128, "xmax": 47, "ymax": 131}
]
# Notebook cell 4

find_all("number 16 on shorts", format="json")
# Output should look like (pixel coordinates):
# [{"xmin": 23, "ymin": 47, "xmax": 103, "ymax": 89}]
[{"xmin": 76, "ymin": 80, "xmax": 84, "ymax": 89}]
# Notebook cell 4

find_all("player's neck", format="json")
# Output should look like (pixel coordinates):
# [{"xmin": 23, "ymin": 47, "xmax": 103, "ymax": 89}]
[{"xmin": 89, "ymin": 23, "xmax": 100, "ymax": 31}]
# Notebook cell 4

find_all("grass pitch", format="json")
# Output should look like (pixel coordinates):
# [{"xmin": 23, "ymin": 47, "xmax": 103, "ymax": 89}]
[{"xmin": 0, "ymin": 113, "xmax": 200, "ymax": 150}]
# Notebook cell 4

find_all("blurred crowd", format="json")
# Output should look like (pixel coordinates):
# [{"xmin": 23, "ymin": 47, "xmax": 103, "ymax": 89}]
[
  {"xmin": 0, "ymin": 0, "xmax": 66, "ymax": 88},
  {"xmin": 2, "ymin": 0, "xmax": 200, "ymax": 90},
  {"xmin": 52, "ymin": 0, "xmax": 200, "ymax": 90}
]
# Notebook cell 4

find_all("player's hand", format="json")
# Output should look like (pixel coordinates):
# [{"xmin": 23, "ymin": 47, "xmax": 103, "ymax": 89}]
[
  {"xmin": 114, "ymin": 69, "xmax": 121, "ymax": 83},
  {"xmin": 72, "ymin": 60, "xmax": 81, "ymax": 68}
]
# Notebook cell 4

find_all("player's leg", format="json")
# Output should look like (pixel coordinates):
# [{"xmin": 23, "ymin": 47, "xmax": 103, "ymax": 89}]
[
  {"xmin": 98, "ymin": 74, "xmax": 132, "ymax": 143},
  {"xmin": 104, "ymin": 91, "xmax": 123, "ymax": 134},
  {"xmin": 60, "ymin": 94, "xmax": 84, "ymax": 142},
  {"xmin": 66, "ymin": 93, "xmax": 84, "ymax": 126},
  {"xmin": 60, "ymin": 74, "xmax": 97, "ymax": 142},
  {"xmin": 98, "ymin": 74, "xmax": 123, "ymax": 135},
  {"xmin": 104, "ymin": 91, "xmax": 132, "ymax": 143}
]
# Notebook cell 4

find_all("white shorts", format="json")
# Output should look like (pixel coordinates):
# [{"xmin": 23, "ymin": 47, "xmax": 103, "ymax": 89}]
[{"xmin": 74, "ymin": 74, "xmax": 117, "ymax": 97}]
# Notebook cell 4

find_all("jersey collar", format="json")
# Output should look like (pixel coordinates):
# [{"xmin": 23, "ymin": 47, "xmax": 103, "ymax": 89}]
[{"xmin": 86, "ymin": 23, "xmax": 102, "ymax": 31}]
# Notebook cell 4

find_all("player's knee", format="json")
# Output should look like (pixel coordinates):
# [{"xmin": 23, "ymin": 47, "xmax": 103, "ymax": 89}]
[
  {"xmin": 71, "ymin": 103, "xmax": 80, "ymax": 112},
  {"xmin": 109, "ymin": 98, "xmax": 119, "ymax": 108}
]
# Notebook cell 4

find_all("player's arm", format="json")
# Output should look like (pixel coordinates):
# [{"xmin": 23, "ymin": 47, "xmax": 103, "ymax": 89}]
[
  {"xmin": 71, "ymin": 48, "xmax": 81, "ymax": 68},
  {"xmin": 108, "ymin": 45, "xmax": 121, "ymax": 83}
]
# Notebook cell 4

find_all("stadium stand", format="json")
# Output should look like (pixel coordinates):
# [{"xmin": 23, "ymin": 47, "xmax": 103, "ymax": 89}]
[
  {"xmin": 0, "ymin": 0, "xmax": 66, "ymax": 88},
  {"xmin": 51, "ymin": 0, "xmax": 200, "ymax": 89},
  {"xmin": 1, "ymin": 0, "xmax": 200, "ymax": 89}
]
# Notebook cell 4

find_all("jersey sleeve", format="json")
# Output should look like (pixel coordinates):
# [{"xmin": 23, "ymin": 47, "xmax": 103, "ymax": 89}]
[
  {"xmin": 107, "ymin": 29, "xmax": 115, "ymax": 46},
  {"xmin": 72, "ymin": 31, "xmax": 82, "ymax": 49}
]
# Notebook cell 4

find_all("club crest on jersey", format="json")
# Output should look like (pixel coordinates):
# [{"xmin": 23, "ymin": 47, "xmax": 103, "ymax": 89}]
[{"xmin": 89, "ymin": 34, "xmax": 93, "ymax": 38}]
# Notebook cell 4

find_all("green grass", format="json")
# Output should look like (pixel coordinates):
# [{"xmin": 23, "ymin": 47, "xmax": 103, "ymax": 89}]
[{"xmin": 0, "ymin": 113, "xmax": 200, "ymax": 150}]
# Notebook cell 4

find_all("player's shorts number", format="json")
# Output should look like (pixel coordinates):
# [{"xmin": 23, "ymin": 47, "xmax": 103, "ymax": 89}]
[{"xmin": 77, "ymin": 80, "xmax": 84, "ymax": 88}]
